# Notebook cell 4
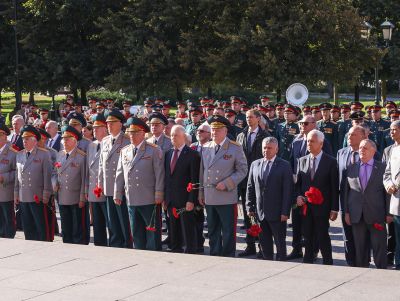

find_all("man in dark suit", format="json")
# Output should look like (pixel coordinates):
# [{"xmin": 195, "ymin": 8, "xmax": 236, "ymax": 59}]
[
  {"xmin": 236, "ymin": 109, "xmax": 269, "ymax": 257},
  {"xmin": 164, "ymin": 125, "xmax": 201, "ymax": 253},
  {"xmin": 344, "ymin": 139, "xmax": 391, "ymax": 269},
  {"xmin": 247, "ymin": 137, "xmax": 293, "ymax": 260},
  {"xmin": 288, "ymin": 116, "xmax": 332, "ymax": 260},
  {"xmin": 295, "ymin": 129, "xmax": 339, "ymax": 265},
  {"xmin": 8, "ymin": 115, "xmax": 25, "ymax": 151},
  {"xmin": 337, "ymin": 125, "xmax": 368, "ymax": 266},
  {"xmin": 45, "ymin": 121, "xmax": 62, "ymax": 152}
]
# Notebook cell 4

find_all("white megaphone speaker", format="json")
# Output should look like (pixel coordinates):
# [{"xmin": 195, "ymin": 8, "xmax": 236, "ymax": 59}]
[{"xmin": 286, "ymin": 83, "xmax": 309, "ymax": 106}]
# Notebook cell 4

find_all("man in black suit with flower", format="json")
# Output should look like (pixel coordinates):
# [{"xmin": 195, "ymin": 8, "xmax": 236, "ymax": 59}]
[
  {"xmin": 164, "ymin": 125, "xmax": 201, "ymax": 253},
  {"xmin": 295, "ymin": 130, "xmax": 339, "ymax": 265}
]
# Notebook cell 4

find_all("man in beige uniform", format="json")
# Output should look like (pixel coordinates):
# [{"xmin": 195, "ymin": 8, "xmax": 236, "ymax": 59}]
[
  {"xmin": 14, "ymin": 125, "xmax": 52, "ymax": 241},
  {"xmin": 53, "ymin": 126, "xmax": 89, "ymax": 244},
  {"xmin": 0, "ymin": 124, "xmax": 17, "ymax": 238}
]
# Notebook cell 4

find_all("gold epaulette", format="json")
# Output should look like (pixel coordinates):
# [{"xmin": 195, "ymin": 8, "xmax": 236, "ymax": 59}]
[
  {"xmin": 229, "ymin": 140, "xmax": 241, "ymax": 146},
  {"xmin": 9, "ymin": 146, "xmax": 18, "ymax": 153},
  {"xmin": 146, "ymin": 142, "xmax": 157, "ymax": 148},
  {"xmin": 76, "ymin": 149, "xmax": 86, "ymax": 156}
]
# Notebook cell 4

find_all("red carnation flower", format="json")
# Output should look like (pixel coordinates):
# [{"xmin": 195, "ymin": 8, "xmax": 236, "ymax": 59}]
[
  {"xmin": 246, "ymin": 224, "xmax": 262, "ymax": 237},
  {"xmin": 54, "ymin": 162, "xmax": 62, "ymax": 168},
  {"xmin": 145, "ymin": 226, "xmax": 156, "ymax": 232},
  {"xmin": 93, "ymin": 186, "xmax": 103, "ymax": 198},
  {"xmin": 33, "ymin": 195, "xmax": 40, "ymax": 204},
  {"xmin": 172, "ymin": 207, "xmax": 180, "ymax": 219},
  {"xmin": 373, "ymin": 223, "xmax": 385, "ymax": 231},
  {"xmin": 186, "ymin": 182, "xmax": 193, "ymax": 192}
]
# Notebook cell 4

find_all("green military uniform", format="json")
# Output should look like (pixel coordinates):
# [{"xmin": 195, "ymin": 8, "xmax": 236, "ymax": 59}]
[
  {"xmin": 276, "ymin": 122, "xmax": 299, "ymax": 161},
  {"xmin": 369, "ymin": 118, "xmax": 390, "ymax": 154},
  {"xmin": 317, "ymin": 119, "xmax": 339, "ymax": 155},
  {"xmin": 337, "ymin": 119, "xmax": 352, "ymax": 149}
]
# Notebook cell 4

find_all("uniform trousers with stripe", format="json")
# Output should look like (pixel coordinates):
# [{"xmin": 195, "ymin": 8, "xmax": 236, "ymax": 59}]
[
  {"xmin": 59, "ymin": 203, "xmax": 90, "ymax": 245},
  {"xmin": 106, "ymin": 196, "xmax": 133, "ymax": 248},
  {"xmin": 20, "ymin": 202, "xmax": 49, "ymax": 241},
  {"xmin": 206, "ymin": 204, "xmax": 237, "ymax": 257},
  {"xmin": 0, "ymin": 201, "xmax": 16, "ymax": 238},
  {"xmin": 91, "ymin": 201, "xmax": 109, "ymax": 246},
  {"xmin": 128, "ymin": 204, "xmax": 162, "ymax": 251}
]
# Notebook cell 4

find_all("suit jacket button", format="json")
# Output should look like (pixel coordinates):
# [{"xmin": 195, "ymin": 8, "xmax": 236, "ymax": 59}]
[
  {"xmin": 136, "ymin": 177, "xmax": 138, "ymax": 179},
  {"xmin": 136, "ymin": 184, "xmax": 139, "ymax": 186},
  {"xmin": 215, "ymin": 177, "xmax": 218, "ymax": 180},
  {"xmin": 216, "ymin": 170, "xmax": 219, "ymax": 173}
]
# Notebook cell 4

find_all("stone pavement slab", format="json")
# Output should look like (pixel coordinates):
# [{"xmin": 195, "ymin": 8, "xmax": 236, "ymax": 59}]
[{"xmin": 0, "ymin": 239, "xmax": 399, "ymax": 301}]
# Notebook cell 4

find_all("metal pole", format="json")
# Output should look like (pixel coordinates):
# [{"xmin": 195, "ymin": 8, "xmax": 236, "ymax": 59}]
[
  {"xmin": 13, "ymin": 0, "xmax": 22, "ymax": 111},
  {"xmin": 374, "ymin": 63, "xmax": 380, "ymax": 105}
]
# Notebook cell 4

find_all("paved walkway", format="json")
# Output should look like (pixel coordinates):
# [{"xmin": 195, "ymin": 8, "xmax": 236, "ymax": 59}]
[{"xmin": 0, "ymin": 238, "xmax": 399, "ymax": 301}]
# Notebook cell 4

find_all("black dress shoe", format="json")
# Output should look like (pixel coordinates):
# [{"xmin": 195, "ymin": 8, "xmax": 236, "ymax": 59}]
[
  {"xmin": 286, "ymin": 250, "xmax": 303, "ymax": 260},
  {"xmin": 238, "ymin": 246, "xmax": 256, "ymax": 257},
  {"xmin": 162, "ymin": 237, "xmax": 170, "ymax": 245}
]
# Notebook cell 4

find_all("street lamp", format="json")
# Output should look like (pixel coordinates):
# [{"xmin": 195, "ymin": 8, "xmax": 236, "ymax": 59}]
[
  {"xmin": 13, "ymin": 0, "xmax": 22, "ymax": 111},
  {"xmin": 361, "ymin": 19, "xmax": 395, "ymax": 105}
]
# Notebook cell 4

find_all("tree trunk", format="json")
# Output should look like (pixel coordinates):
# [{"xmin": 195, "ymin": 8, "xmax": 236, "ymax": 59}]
[
  {"xmin": 136, "ymin": 90, "xmax": 140, "ymax": 104},
  {"xmin": 333, "ymin": 83, "xmax": 339, "ymax": 105},
  {"xmin": 72, "ymin": 88, "xmax": 79, "ymax": 102},
  {"xmin": 381, "ymin": 80, "xmax": 387, "ymax": 104},
  {"xmin": 276, "ymin": 88, "xmax": 282, "ymax": 103},
  {"xmin": 29, "ymin": 91, "xmax": 35, "ymax": 105},
  {"xmin": 207, "ymin": 87, "xmax": 212, "ymax": 98},
  {"xmin": 327, "ymin": 81, "xmax": 334, "ymax": 99},
  {"xmin": 80, "ymin": 87, "xmax": 87, "ymax": 106},
  {"xmin": 354, "ymin": 84, "xmax": 360, "ymax": 102},
  {"xmin": 0, "ymin": 87, "xmax": 2, "ymax": 105},
  {"xmin": 176, "ymin": 83, "xmax": 183, "ymax": 101}
]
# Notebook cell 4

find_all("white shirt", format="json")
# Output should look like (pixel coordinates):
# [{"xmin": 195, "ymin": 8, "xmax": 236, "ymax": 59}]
[
  {"xmin": 247, "ymin": 126, "xmax": 259, "ymax": 148},
  {"xmin": 48, "ymin": 133, "xmax": 60, "ymax": 147},
  {"xmin": 310, "ymin": 151, "xmax": 323, "ymax": 172},
  {"xmin": 170, "ymin": 144, "xmax": 185, "ymax": 165}
]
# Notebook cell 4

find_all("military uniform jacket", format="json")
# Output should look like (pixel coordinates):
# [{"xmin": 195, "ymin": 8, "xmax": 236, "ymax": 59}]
[
  {"xmin": 147, "ymin": 133, "xmax": 172, "ymax": 154},
  {"xmin": 14, "ymin": 147, "xmax": 52, "ymax": 203},
  {"xmin": 317, "ymin": 119, "xmax": 339, "ymax": 155},
  {"xmin": 199, "ymin": 139, "xmax": 248, "ymax": 205},
  {"xmin": 276, "ymin": 122, "xmax": 299, "ymax": 161},
  {"xmin": 86, "ymin": 141, "xmax": 105, "ymax": 203},
  {"xmin": 369, "ymin": 119, "xmax": 390, "ymax": 153},
  {"xmin": 53, "ymin": 148, "xmax": 86, "ymax": 205},
  {"xmin": 98, "ymin": 132, "xmax": 130, "ymax": 196},
  {"xmin": 0, "ymin": 143, "xmax": 17, "ymax": 202},
  {"xmin": 114, "ymin": 142, "xmax": 165, "ymax": 206}
]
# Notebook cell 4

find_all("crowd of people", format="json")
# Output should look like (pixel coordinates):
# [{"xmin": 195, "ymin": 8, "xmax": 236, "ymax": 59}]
[{"xmin": 0, "ymin": 94, "xmax": 399, "ymax": 270}]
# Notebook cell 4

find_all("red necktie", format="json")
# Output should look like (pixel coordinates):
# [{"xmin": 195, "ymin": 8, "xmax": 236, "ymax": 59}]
[{"xmin": 170, "ymin": 149, "xmax": 179, "ymax": 173}]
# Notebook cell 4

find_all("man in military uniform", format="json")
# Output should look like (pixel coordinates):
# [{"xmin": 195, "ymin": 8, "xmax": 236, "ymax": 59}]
[
  {"xmin": 231, "ymin": 96, "xmax": 247, "ymax": 129},
  {"xmin": 311, "ymin": 106, "xmax": 322, "ymax": 122},
  {"xmin": 185, "ymin": 105, "xmax": 203, "ymax": 143},
  {"xmin": 382, "ymin": 110, "xmax": 400, "ymax": 149},
  {"xmin": 369, "ymin": 105, "xmax": 390, "ymax": 154},
  {"xmin": 37, "ymin": 128, "xmax": 58, "ymax": 240},
  {"xmin": 84, "ymin": 98, "xmax": 98, "ymax": 121},
  {"xmin": 38, "ymin": 108, "xmax": 50, "ymax": 129},
  {"xmin": 330, "ymin": 105, "xmax": 341, "ymax": 122},
  {"xmin": 224, "ymin": 109, "xmax": 243, "ymax": 140},
  {"xmin": 384, "ymin": 101, "xmax": 397, "ymax": 121},
  {"xmin": 337, "ymin": 104, "xmax": 352, "ymax": 150},
  {"xmin": 147, "ymin": 112, "xmax": 172, "ymax": 154},
  {"xmin": 66, "ymin": 112, "xmax": 91, "ymax": 152},
  {"xmin": 87, "ymin": 114, "xmax": 109, "ymax": 246},
  {"xmin": 276, "ymin": 105, "xmax": 300, "ymax": 161},
  {"xmin": 53, "ymin": 126, "xmax": 89, "ymax": 244},
  {"xmin": 121, "ymin": 100, "xmax": 132, "ymax": 121},
  {"xmin": 14, "ymin": 125, "xmax": 52, "ymax": 241},
  {"xmin": 0, "ymin": 124, "xmax": 17, "ymax": 238},
  {"xmin": 274, "ymin": 103, "xmax": 285, "ymax": 125},
  {"xmin": 198, "ymin": 116, "xmax": 248, "ymax": 257},
  {"xmin": 98, "ymin": 109, "xmax": 132, "ymax": 248},
  {"xmin": 114, "ymin": 117, "xmax": 164, "ymax": 250},
  {"xmin": 317, "ymin": 103, "xmax": 339, "ymax": 155}
]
